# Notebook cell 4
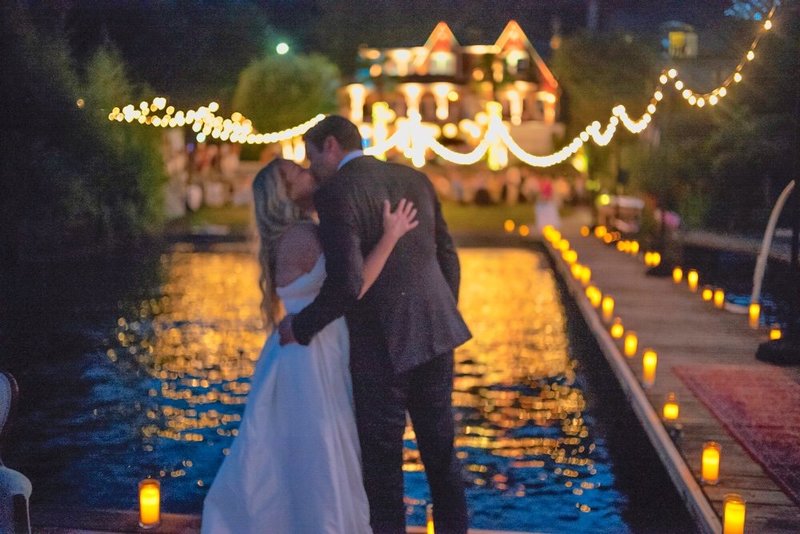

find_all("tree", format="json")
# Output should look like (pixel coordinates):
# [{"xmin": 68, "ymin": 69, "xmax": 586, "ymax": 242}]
[
  {"xmin": 232, "ymin": 53, "xmax": 340, "ymax": 133},
  {"xmin": 551, "ymin": 32, "xmax": 658, "ymax": 187},
  {"xmin": 0, "ymin": 4, "xmax": 166, "ymax": 260}
]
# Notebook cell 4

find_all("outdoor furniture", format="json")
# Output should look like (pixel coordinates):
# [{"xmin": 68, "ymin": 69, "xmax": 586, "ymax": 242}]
[{"xmin": 0, "ymin": 371, "xmax": 31, "ymax": 534}]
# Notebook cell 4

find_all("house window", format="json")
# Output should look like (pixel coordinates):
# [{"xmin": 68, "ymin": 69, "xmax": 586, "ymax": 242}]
[
  {"xmin": 505, "ymin": 50, "xmax": 529, "ymax": 75},
  {"xmin": 430, "ymin": 51, "xmax": 456, "ymax": 75}
]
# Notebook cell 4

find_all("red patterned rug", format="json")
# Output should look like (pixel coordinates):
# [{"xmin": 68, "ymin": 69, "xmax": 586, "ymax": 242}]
[{"xmin": 674, "ymin": 364, "xmax": 800, "ymax": 506}]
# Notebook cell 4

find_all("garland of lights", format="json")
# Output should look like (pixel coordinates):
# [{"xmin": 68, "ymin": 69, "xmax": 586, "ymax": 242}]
[{"xmin": 108, "ymin": 7, "xmax": 777, "ymax": 168}]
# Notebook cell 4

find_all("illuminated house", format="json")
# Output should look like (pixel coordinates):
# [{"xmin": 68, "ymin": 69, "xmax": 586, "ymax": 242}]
[{"xmin": 344, "ymin": 21, "xmax": 564, "ymax": 156}]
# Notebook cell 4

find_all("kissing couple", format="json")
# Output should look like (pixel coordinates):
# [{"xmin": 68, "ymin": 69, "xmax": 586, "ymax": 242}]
[{"xmin": 201, "ymin": 115, "xmax": 472, "ymax": 534}]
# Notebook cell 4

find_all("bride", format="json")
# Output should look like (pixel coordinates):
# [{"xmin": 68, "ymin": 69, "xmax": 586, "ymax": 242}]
[{"xmin": 201, "ymin": 158, "xmax": 418, "ymax": 533}]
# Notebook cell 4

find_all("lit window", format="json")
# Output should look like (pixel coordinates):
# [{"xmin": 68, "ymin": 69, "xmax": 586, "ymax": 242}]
[{"xmin": 430, "ymin": 51, "xmax": 456, "ymax": 75}]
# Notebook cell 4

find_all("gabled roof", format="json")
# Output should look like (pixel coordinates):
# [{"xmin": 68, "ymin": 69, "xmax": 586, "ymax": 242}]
[
  {"xmin": 494, "ymin": 20, "xmax": 559, "ymax": 92},
  {"xmin": 424, "ymin": 21, "xmax": 459, "ymax": 53}
]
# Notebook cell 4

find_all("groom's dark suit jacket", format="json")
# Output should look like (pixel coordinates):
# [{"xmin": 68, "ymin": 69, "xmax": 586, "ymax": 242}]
[{"xmin": 292, "ymin": 155, "xmax": 471, "ymax": 374}]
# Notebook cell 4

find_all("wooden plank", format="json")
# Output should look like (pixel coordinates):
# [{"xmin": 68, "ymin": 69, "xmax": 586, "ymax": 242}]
[{"xmin": 541, "ymin": 220, "xmax": 800, "ymax": 534}]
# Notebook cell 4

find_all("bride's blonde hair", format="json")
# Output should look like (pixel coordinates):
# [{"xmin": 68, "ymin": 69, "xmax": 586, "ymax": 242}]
[{"xmin": 252, "ymin": 158, "xmax": 312, "ymax": 328}]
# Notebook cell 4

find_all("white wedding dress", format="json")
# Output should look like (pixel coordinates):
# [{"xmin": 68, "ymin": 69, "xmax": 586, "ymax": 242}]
[{"xmin": 201, "ymin": 255, "xmax": 372, "ymax": 534}]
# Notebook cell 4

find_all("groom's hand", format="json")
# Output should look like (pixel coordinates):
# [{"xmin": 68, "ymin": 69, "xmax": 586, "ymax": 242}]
[{"xmin": 278, "ymin": 314, "xmax": 297, "ymax": 345}]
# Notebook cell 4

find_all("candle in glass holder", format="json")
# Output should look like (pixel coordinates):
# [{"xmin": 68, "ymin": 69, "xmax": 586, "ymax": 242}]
[
  {"xmin": 586, "ymin": 286, "xmax": 602, "ymax": 308},
  {"xmin": 594, "ymin": 225, "xmax": 607, "ymax": 239},
  {"xmin": 580, "ymin": 225, "xmax": 590, "ymax": 237},
  {"xmin": 139, "ymin": 479, "xmax": 161, "ymax": 529},
  {"xmin": 769, "ymin": 326, "xmax": 782, "ymax": 340},
  {"xmin": 714, "ymin": 289, "xmax": 725, "ymax": 309},
  {"xmin": 426, "ymin": 504, "xmax": 434, "ymax": 534},
  {"xmin": 701, "ymin": 286, "xmax": 713, "ymax": 302},
  {"xmin": 687, "ymin": 269, "xmax": 699, "ymax": 292},
  {"xmin": 723, "ymin": 494, "xmax": 746, "ymax": 534},
  {"xmin": 580, "ymin": 267, "xmax": 592, "ymax": 287},
  {"xmin": 651, "ymin": 252, "xmax": 661, "ymax": 267},
  {"xmin": 672, "ymin": 267, "xmax": 683, "ymax": 284},
  {"xmin": 642, "ymin": 349, "xmax": 658, "ymax": 387},
  {"xmin": 601, "ymin": 296, "xmax": 615, "ymax": 322},
  {"xmin": 701, "ymin": 441, "xmax": 721, "ymax": 485},
  {"xmin": 624, "ymin": 331, "xmax": 638, "ymax": 358},
  {"xmin": 749, "ymin": 302, "xmax": 760, "ymax": 329},
  {"xmin": 610, "ymin": 318, "xmax": 624, "ymax": 339},
  {"xmin": 662, "ymin": 392, "xmax": 680, "ymax": 423}
]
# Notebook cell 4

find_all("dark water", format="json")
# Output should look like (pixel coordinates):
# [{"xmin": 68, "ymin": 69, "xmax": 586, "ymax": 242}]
[
  {"xmin": 681, "ymin": 245, "xmax": 797, "ymax": 329},
  {"xmin": 1, "ymin": 244, "xmax": 694, "ymax": 532}
]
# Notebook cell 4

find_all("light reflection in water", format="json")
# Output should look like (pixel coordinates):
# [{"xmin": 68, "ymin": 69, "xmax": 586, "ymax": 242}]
[{"xmin": 99, "ymin": 247, "xmax": 626, "ymax": 531}]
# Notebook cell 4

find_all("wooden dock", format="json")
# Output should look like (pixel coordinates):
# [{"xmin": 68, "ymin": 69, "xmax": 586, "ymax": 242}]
[{"xmin": 542, "ymin": 215, "xmax": 800, "ymax": 534}]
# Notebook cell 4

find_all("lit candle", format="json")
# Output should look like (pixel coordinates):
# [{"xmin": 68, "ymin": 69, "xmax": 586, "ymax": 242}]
[
  {"xmin": 672, "ymin": 267, "xmax": 683, "ymax": 284},
  {"xmin": 518, "ymin": 225, "xmax": 530, "ymax": 237},
  {"xmin": 557, "ymin": 239, "xmax": 570, "ymax": 251},
  {"xmin": 651, "ymin": 252, "xmax": 661, "ymax": 267},
  {"xmin": 748, "ymin": 303, "xmax": 760, "ymax": 329},
  {"xmin": 601, "ymin": 296, "xmax": 615, "ymax": 322},
  {"xmin": 687, "ymin": 269, "xmax": 699, "ymax": 292},
  {"xmin": 580, "ymin": 225, "xmax": 590, "ymax": 237},
  {"xmin": 701, "ymin": 286, "xmax": 713, "ymax": 302},
  {"xmin": 723, "ymin": 494, "xmax": 746, "ymax": 534},
  {"xmin": 504, "ymin": 219, "xmax": 515, "ymax": 233},
  {"xmin": 662, "ymin": 392, "xmax": 680, "ymax": 423},
  {"xmin": 624, "ymin": 331, "xmax": 638, "ymax": 358},
  {"xmin": 630, "ymin": 241, "xmax": 640, "ymax": 255},
  {"xmin": 769, "ymin": 326, "xmax": 782, "ymax": 340},
  {"xmin": 426, "ymin": 503, "xmax": 434, "ymax": 534},
  {"xmin": 587, "ymin": 286, "xmax": 602, "ymax": 308},
  {"xmin": 571, "ymin": 264, "xmax": 583, "ymax": 279},
  {"xmin": 594, "ymin": 225, "xmax": 607, "ymax": 239},
  {"xmin": 139, "ymin": 479, "xmax": 161, "ymax": 529},
  {"xmin": 642, "ymin": 348, "xmax": 657, "ymax": 388},
  {"xmin": 610, "ymin": 318, "xmax": 624, "ymax": 339},
  {"xmin": 714, "ymin": 289, "xmax": 725, "ymax": 309},
  {"xmin": 580, "ymin": 267, "xmax": 592, "ymax": 287},
  {"xmin": 644, "ymin": 252, "xmax": 653, "ymax": 266},
  {"xmin": 701, "ymin": 441, "xmax": 721, "ymax": 485},
  {"xmin": 563, "ymin": 250, "xmax": 578, "ymax": 264}
]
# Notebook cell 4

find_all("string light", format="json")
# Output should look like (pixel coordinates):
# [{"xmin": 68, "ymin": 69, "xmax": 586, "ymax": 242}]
[
  {"xmin": 664, "ymin": 4, "xmax": 776, "ymax": 108},
  {"xmin": 109, "ymin": 6, "xmax": 777, "ymax": 166}
]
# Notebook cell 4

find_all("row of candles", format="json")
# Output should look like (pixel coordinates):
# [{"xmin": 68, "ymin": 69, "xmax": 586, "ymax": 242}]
[
  {"xmin": 584, "ymin": 225, "xmax": 781, "ymax": 340},
  {"xmin": 544, "ymin": 225, "xmax": 748, "ymax": 534}
]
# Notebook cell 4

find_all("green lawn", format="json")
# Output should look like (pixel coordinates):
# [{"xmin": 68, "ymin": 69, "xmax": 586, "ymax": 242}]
[
  {"xmin": 441, "ymin": 202, "xmax": 534, "ymax": 233},
  {"xmin": 167, "ymin": 201, "xmax": 537, "ymax": 236}
]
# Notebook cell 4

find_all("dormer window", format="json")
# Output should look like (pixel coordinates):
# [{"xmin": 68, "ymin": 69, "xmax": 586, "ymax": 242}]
[
  {"xmin": 506, "ymin": 50, "xmax": 529, "ymax": 75},
  {"xmin": 430, "ymin": 51, "xmax": 456, "ymax": 75}
]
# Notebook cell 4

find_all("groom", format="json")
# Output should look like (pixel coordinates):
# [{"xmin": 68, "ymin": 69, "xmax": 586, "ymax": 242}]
[{"xmin": 278, "ymin": 115, "xmax": 472, "ymax": 533}]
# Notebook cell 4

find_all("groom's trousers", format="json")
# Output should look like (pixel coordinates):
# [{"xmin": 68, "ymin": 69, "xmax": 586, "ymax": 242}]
[{"xmin": 352, "ymin": 351, "xmax": 468, "ymax": 534}]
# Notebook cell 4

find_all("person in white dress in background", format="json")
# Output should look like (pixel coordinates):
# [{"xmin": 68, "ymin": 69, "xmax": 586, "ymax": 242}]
[{"xmin": 201, "ymin": 158, "xmax": 418, "ymax": 534}]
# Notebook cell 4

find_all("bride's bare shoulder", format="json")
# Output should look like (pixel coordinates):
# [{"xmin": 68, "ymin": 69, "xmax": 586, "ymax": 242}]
[{"xmin": 274, "ymin": 222, "xmax": 321, "ymax": 287}]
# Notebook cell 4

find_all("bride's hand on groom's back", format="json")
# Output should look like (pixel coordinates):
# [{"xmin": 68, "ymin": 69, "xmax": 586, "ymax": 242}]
[{"xmin": 383, "ymin": 198, "xmax": 418, "ymax": 244}]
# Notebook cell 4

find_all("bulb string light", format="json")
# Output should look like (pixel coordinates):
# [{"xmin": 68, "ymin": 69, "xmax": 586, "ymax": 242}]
[
  {"xmin": 109, "ymin": 6, "xmax": 777, "ymax": 165},
  {"xmin": 660, "ymin": 4, "xmax": 776, "ymax": 108}
]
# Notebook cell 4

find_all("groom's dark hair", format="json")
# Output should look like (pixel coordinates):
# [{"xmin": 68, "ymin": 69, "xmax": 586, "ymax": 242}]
[{"xmin": 304, "ymin": 115, "xmax": 362, "ymax": 152}]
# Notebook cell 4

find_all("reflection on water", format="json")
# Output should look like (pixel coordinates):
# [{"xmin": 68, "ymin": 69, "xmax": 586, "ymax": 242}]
[
  {"xmin": 5, "ymin": 246, "xmax": 632, "ymax": 532},
  {"xmin": 405, "ymin": 249, "xmax": 624, "ymax": 531}
]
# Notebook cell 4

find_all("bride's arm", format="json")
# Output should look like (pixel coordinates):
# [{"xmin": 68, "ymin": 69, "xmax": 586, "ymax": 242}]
[{"xmin": 359, "ymin": 199, "xmax": 418, "ymax": 299}]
